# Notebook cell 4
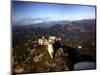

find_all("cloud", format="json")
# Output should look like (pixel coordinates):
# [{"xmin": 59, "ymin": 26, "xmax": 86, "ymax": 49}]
[{"xmin": 14, "ymin": 17, "xmax": 51, "ymax": 25}]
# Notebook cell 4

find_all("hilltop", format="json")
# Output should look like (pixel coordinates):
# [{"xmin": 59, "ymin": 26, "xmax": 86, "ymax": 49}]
[{"xmin": 12, "ymin": 39, "xmax": 69, "ymax": 74}]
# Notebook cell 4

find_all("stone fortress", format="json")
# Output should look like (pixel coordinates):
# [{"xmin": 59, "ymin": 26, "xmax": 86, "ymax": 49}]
[{"xmin": 38, "ymin": 36, "xmax": 62, "ymax": 59}]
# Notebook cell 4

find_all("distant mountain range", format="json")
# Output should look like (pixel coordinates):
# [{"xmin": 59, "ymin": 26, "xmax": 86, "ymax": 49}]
[
  {"xmin": 12, "ymin": 19, "xmax": 96, "ymax": 48},
  {"xmin": 50, "ymin": 19, "xmax": 96, "ymax": 32},
  {"xmin": 13, "ymin": 20, "xmax": 71, "ymax": 28},
  {"xmin": 13, "ymin": 19, "xmax": 96, "ymax": 32}
]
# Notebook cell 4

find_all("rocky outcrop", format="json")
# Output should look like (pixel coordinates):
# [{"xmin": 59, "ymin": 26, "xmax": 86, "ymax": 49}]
[{"xmin": 12, "ymin": 41, "xmax": 68, "ymax": 74}]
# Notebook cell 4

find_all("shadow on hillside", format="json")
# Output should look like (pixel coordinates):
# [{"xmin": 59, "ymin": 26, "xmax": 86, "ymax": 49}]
[{"xmin": 63, "ymin": 46, "xmax": 95, "ymax": 70}]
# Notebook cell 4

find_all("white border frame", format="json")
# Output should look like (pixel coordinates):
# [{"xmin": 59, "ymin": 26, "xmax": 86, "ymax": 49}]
[{"xmin": 0, "ymin": 0, "xmax": 100, "ymax": 75}]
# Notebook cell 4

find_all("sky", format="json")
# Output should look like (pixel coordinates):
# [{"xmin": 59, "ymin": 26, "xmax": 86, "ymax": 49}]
[{"xmin": 12, "ymin": 1, "xmax": 96, "ymax": 25}]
